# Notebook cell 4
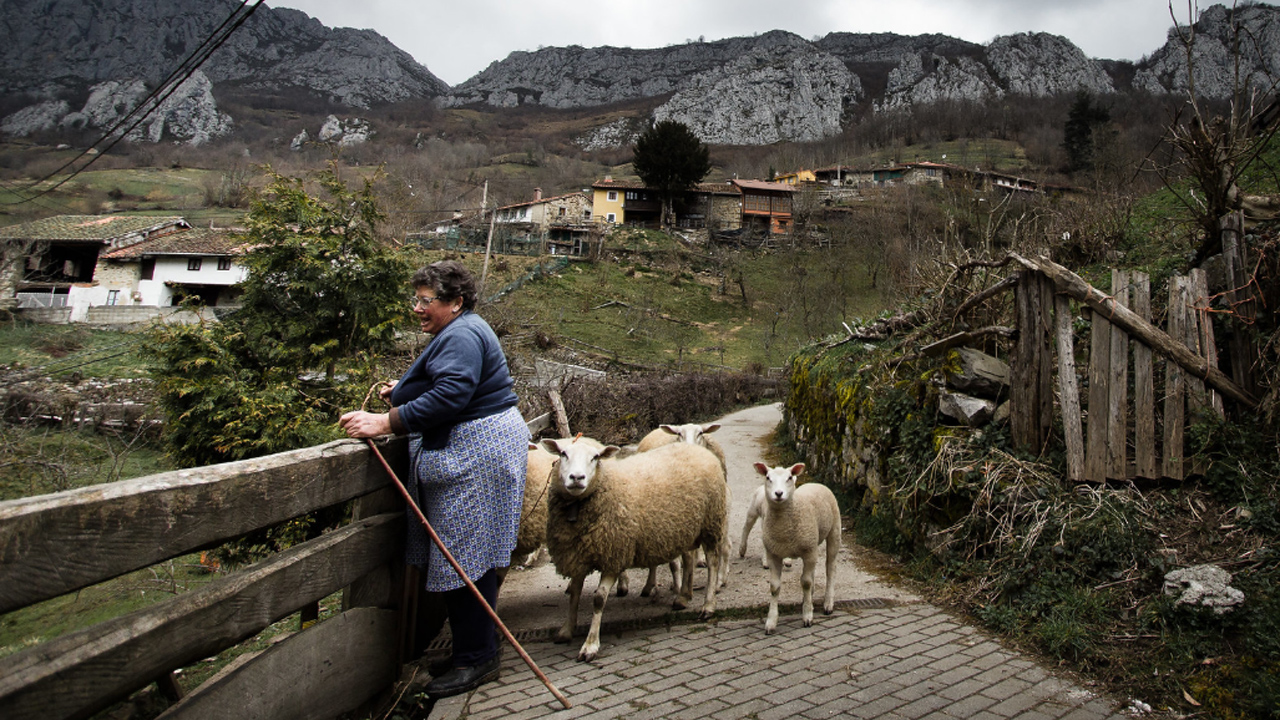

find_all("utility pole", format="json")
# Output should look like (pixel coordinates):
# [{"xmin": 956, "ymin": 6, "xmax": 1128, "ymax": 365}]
[{"xmin": 481, "ymin": 179, "xmax": 495, "ymax": 297}]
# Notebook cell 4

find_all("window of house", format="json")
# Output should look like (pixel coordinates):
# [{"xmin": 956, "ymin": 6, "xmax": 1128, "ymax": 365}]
[
  {"xmin": 106, "ymin": 290, "xmax": 119, "ymax": 306},
  {"xmin": 141, "ymin": 259, "xmax": 155, "ymax": 281},
  {"xmin": 625, "ymin": 191, "xmax": 639, "ymax": 200},
  {"xmin": 217, "ymin": 257, "xmax": 231, "ymax": 271},
  {"xmin": 188, "ymin": 258, "xmax": 202, "ymax": 271},
  {"xmin": 606, "ymin": 213, "xmax": 617, "ymax": 223},
  {"xmin": 607, "ymin": 191, "xmax": 618, "ymax": 202},
  {"xmin": 558, "ymin": 207, "xmax": 566, "ymax": 217},
  {"xmin": 583, "ymin": 210, "xmax": 591, "ymax": 220}
]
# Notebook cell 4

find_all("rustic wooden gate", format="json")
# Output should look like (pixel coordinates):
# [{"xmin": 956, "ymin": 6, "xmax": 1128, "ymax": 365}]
[{"xmin": 1010, "ymin": 249, "xmax": 1259, "ymax": 483}]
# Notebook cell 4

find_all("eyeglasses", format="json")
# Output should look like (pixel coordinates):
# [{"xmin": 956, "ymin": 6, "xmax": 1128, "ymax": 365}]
[{"xmin": 411, "ymin": 295, "xmax": 443, "ymax": 309}]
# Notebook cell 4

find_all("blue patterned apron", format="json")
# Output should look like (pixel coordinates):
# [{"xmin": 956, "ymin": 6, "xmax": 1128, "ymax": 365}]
[{"xmin": 404, "ymin": 405, "xmax": 529, "ymax": 592}]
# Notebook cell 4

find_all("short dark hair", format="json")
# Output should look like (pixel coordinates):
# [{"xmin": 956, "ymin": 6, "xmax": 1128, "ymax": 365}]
[{"xmin": 411, "ymin": 260, "xmax": 477, "ymax": 310}]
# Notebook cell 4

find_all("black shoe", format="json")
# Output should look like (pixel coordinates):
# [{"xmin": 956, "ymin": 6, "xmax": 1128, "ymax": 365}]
[
  {"xmin": 426, "ymin": 655, "xmax": 452, "ymax": 677},
  {"xmin": 424, "ymin": 655, "xmax": 501, "ymax": 699}
]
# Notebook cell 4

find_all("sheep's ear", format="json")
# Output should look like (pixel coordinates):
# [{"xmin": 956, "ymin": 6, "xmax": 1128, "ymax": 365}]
[
  {"xmin": 540, "ymin": 438, "xmax": 563, "ymax": 455},
  {"xmin": 659, "ymin": 424, "xmax": 679, "ymax": 435},
  {"xmin": 600, "ymin": 445, "xmax": 622, "ymax": 459},
  {"xmin": 753, "ymin": 462, "xmax": 770, "ymax": 476},
  {"xmin": 790, "ymin": 463, "xmax": 806, "ymax": 477},
  {"xmin": 703, "ymin": 423, "xmax": 721, "ymax": 434},
  {"xmin": 528, "ymin": 442, "xmax": 539, "ymax": 451}
]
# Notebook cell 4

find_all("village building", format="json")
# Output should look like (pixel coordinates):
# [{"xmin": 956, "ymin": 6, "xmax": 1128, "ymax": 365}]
[
  {"xmin": 0, "ymin": 214, "xmax": 247, "ymax": 324},
  {"xmin": 494, "ymin": 188, "xmax": 595, "ymax": 256},
  {"xmin": 731, "ymin": 179, "xmax": 795, "ymax": 235},
  {"xmin": 1, "ymin": 215, "xmax": 188, "ymax": 316}
]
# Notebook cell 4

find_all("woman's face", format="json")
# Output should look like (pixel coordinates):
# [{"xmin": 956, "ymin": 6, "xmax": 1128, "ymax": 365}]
[{"xmin": 412, "ymin": 286, "xmax": 462, "ymax": 334}]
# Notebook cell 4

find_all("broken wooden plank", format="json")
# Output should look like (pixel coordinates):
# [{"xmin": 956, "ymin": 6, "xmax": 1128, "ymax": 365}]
[
  {"xmin": 1054, "ymin": 294, "xmax": 1085, "ymax": 482},
  {"xmin": 1131, "ymin": 273, "xmax": 1157, "ymax": 478}
]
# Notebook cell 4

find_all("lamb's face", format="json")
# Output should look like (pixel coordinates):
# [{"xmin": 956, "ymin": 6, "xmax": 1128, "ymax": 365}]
[
  {"xmin": 543, "ymin": 438, "xmax": 619, "ymax": 497},
  {"xmin": 753, "ymin": 462, "xmax": 806, "ymax": 504}
]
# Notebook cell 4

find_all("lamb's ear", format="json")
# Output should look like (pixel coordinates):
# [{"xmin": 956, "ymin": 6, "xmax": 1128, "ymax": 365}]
[
  {"xmin": 540, "ymin": 438, "xmax": 563, "ymax": 455},
  {"xmin": 703, "ymin": 423, "xmax": 721, "ymax": 434},
  {"xmin": 753, "ymin": 462, "xmax": 770, "ymax": 476},
  {"xmin": 659, "ymin": 424, "xmax": 679, "ymax": 435},
  {"xmin": 528, "ymin": 442, "xmax": 539, "ymax": 451},
  {"xmin": 600, "ymin": 445, "xmax": 622, "ymax": 459},
  {"xmin": 790, "ymin": 463, "xmax": 806, "ymax": 477}
]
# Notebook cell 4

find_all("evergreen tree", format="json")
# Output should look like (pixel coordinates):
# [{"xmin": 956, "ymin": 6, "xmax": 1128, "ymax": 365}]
[
  {"xmin": 143, "ymin": 162, "xmax": 412, "ymax": 467},
  {"xmin": 1062, "ymin": 91, "xmax": 1112, "ymax": 174},
  {"xmin": 632, "ymin": 120, "xmax": 712, "ymax": 228}
]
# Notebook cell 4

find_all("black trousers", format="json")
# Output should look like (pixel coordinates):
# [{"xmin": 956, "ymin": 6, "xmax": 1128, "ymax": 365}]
[{"xmin": 442, "ymin": 567, "xmax": 499, "ymax": 666}]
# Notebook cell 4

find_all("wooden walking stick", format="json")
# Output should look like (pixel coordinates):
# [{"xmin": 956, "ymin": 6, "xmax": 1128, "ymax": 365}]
[{"xmin": 355, "ymin": 383, "xmax": 570, "ymax": 709}]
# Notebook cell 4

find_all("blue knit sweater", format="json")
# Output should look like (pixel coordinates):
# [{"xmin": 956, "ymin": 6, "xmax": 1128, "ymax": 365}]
[{"xmin": 388, "ymin": 311, "xmax": 518, "ymax": 448}]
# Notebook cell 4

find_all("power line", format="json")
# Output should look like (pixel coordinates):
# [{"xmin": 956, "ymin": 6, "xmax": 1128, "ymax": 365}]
[{"xmin": 3, "ymin": 1, "xmax": 264, "ymax": 206}]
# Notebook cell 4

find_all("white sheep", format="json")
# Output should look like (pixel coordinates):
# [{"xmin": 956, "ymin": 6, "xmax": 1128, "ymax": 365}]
[
  {"xmin": 739, "ymin": 485, "xmax": 793, "ymax": 569},
  {"xmin": 522, "ymin": 438, "xmax": 681, "ymax": 599},
  {"xmin": 637, "ymin": 422, "xmax": 731, "ymax": 583},
  {"xmin": 542, "ymin": 437, "xmax": 727, "ymax": 661},
  {"xmin": 753, "ymin": 462, "xmax": 841, "ymax": 635},
  {"xmin": 636, "ymin": 422, "xmax": 726, "ymax": 471}
]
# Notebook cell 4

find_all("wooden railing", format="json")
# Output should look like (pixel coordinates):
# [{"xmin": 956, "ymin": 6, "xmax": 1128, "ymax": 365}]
[{"xmin": 0, "ymin": 436, "xmax": 413, "ymax": 720}]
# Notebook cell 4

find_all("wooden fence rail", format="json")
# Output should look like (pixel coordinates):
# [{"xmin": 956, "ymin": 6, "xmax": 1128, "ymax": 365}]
[
  {"xmin": 1009, "ymin": 252, "xmax": 1257, "ymax": 483},
  {"xmin": 0, "ymin": 436, "xmax": 412, "ymax": 720}
]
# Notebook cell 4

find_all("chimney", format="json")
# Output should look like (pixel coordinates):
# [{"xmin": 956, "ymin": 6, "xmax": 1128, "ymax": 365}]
[
  {"xmin": 533, "ymin": 187, "xmax": 542, "ymax": 201},
  {"xmin": 604, "ymin": 175, "xmax": 613, "ymax": 183}
]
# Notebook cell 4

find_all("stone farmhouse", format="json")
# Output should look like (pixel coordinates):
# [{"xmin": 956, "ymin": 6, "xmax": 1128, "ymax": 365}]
[{"xmin": 0, "ymin": 214, "xmax": 246, "ymax": 325}]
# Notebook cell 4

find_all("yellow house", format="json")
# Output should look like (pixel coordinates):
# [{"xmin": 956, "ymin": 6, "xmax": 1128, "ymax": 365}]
[
  {"xmin": 591, "ymin": 177, "xmax": 661, "ymax": 227},
  {"xmin": 772, "ymin": 169, "xmax": 816, "ymax": 186}
]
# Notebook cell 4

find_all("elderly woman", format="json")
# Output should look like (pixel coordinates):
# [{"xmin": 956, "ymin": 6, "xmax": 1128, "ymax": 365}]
[{"xmin": 340, "ymin": 260, "xmax": 527, "ymax": 699}]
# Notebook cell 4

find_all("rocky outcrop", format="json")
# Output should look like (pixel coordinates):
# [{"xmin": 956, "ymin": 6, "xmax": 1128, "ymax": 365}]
[
  {"xmin": 443, "ymin": 31, "xmax": 804, "ymax": 109},
  {"xmin": 877, "ymin": 54, "xmax": 1003, "ymax": 111},
  {"xmin": 653, "ymin": 37, "xmax": 862, "ymax": 145},
  {"xmin": 987, "ymin": 33, "xmax": 1114, "ymax": 96},
  {"xmin": 0, "ymin": 0, "xmax": 448, "ymax": 108},
  {"xmin": 3, "ymin": 71, "xmax": 231, "ymax": 145},
  {"xmin": 1133, "ymin": 3, "xmax": 1280, "ymax": 98}
]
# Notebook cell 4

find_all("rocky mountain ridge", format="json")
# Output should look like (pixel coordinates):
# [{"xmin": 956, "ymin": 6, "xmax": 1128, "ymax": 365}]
[
  {"xmin": 0, "ymin": 0, "xmax": 446, "ymax": 144},
  {"xmin": 1, "ymin": 1, "xmax": 1277, "ymax": 148}
]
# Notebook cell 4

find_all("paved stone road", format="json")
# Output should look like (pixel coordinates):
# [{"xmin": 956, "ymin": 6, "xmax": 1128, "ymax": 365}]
[
  {"xmin": 427, "ymin": 603, "xmax": 1129, "ymax": 719},
  {"xmin": 422, "ymin": 403, "xmax": 1138, "ymax": 719}
]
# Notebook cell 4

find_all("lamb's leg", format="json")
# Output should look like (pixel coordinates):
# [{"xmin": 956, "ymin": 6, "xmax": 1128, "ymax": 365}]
[
  {"xmin": 556, "ymin": 575, "xmax": 585, "ymax": 644},
  {"xmin": 739, "ymin": 499, "xmax": 759, "ymax": 558},
  {"xmin": 700, "ymin": 541, "xmax": 720, "ymax": 619},
  {"xmin": 617, "ymin": 570, "xmax": 629, "ymax": 597},
  {"xmin": 674, "ymin": 550, "xmax": 696, "ymax": 609},
  {"xmin": 765, "ymin": 552, "xmax": 783, "ymax": 635},
  {"xmin": 823, "ymin": 527, "xmax": 840, "ymax": 615},
  {"xmin": 579, "ymin": 572, "xmax": 618, "ymax": 662},
  {"xmin": 641, "ymin": 566, "xmax": 658, "ymax": 597},
  {"xmin": 800, "ymin": 550, "xmax": 817, "ymax": 627}
]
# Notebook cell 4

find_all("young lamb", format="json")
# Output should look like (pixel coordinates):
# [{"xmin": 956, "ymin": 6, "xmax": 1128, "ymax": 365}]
[
  {"xmin": 637, "ymin": 422, "xmax": 731, "ymax": 583},
  {"xmin": 753, "ymin": 462, "xmax": 841, "ymax": 635},
  {"xmin": 542, "ymin": 437, "xmax": 727, "ymax": 661},
  {"xmin": 739, "ymin": 485, "xmax": 793, "ymax": 569}
]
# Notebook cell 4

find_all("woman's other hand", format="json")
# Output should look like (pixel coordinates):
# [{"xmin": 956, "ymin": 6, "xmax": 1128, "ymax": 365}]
[
  {"xmin": 378, "ymin": 380, "xmax": 397, "ymax": 401},
  {"xmin": 339, "ymin": 410, "xmax": 392, "ymax": 438}
]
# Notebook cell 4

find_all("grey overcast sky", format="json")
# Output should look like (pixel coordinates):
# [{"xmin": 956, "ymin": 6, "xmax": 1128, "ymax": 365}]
[{"xmin": 270, "ymin": 0, "xmax": 1194, "ymax": 87}]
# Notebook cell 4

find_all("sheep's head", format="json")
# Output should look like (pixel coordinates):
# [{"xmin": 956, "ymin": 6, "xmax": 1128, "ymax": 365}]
[
  {"xmin": 659, "ymin": 422, "xmax": 722, "ymax": 447},
  {"xmin": 542, "ymin": 437, "xmax": 620, "ymax": 497},
  {"xmin": 753, "ymin": 462, "xmax": 805, "ymax": 504}
]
